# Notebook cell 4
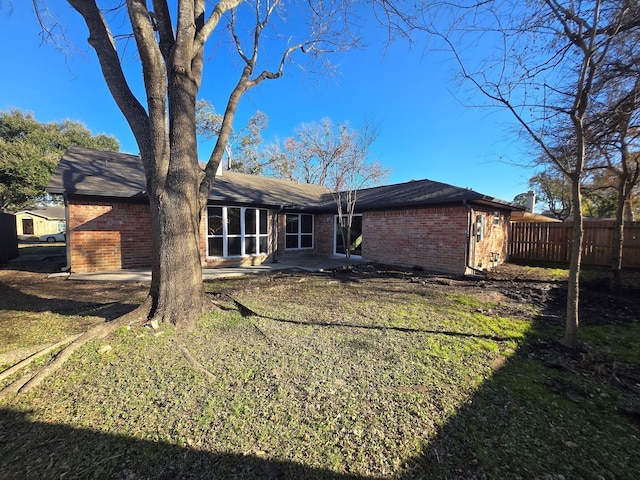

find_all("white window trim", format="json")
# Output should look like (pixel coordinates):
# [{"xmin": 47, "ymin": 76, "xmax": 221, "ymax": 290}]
[
  {"xmin": 285, "ymin": 213, "xmax": 314, "ymax": 250},
  {"xmin": 206, "ymin": 206, "xmax": 269, "ymax": 258},
  {"xmin": 333, "ymin": 213, "xmax": 363, "ymax": 258}
]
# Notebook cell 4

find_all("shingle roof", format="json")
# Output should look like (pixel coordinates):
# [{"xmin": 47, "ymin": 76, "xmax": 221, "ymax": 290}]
[
  {"xmin": 346, "ymin": 178, "xmax": 518, "ymax": 211},
  {"xmin": 46, "ymin": 146, "xmax": 331, "ymax": 209},
  {"xmin": 14, "ymin": 205, "xmax": 66, "ymax": 220},
  {"xmin": 47, "ymin": 146, "xmax": 518, "ymax": 212}
]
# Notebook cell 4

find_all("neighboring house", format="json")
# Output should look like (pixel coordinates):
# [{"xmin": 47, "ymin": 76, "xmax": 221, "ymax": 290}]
[
  {"xmin": 46, "ymin": 146, "xmax": 520, "ymax": 274},
  {"xmin": 510, "ymin": 211, "xmax": 562, "ymax": 223},
  {"xmin": 14, "ymin": 205, "xmax": 66, "ymax": 240}
]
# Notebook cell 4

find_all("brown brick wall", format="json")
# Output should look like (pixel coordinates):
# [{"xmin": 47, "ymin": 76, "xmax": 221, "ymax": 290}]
[
  {"xmin": 68, "ymin": 199, "xmax": 510, "ymax": 275},
  {"xmin": 68, "ymin": 199, "xmax": 153, "ymax": 273},
  {"xmin": 362, "ymin": 207, "xmax": 470, "ymax": 274},
  {"xmin": 314, "ymin": 213, "xmax": 334, "ymax": 254},
  {"xmin": 362, "ymin": 206, "xmax": 509, "ymax": 274}
]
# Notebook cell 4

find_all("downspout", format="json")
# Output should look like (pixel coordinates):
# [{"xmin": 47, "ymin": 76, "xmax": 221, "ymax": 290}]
[
  {"xmin": 61, "ymin": 192, "xmax": 71, "ymax": 272},
  {"xmin": 463, "ymin": 200, "xmax": 484, "ymax": 275}
]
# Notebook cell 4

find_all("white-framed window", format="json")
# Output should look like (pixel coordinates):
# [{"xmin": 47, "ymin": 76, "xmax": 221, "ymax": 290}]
[
  {"xmin": 207, "ymin": 206, "xmax": 269, "ymax": 257},
  {"xmin": 493, "ymin": 211, "xmax": 500, "ymax": 226},
  {"xmin": 285, "ymin": 213, "xmax": 313, "ymax": 249}
]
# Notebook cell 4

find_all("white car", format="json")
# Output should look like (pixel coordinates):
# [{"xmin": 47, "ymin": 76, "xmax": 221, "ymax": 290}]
[{"xmin": 39, "ymin": 232, "xmax": 66, "ymax": 243}]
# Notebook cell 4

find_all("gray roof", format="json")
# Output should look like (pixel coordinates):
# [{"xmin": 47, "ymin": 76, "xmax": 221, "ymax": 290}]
[
  {"xmin": 46, "ymin": 146, "xmax": 331, "ymax": 209},
  {"xmin": 47, "ymin": 146, "xmax": 518, "ymax": 212},
  {"xmin": 346, "ymin": 178, "xmax": 518, "ymax": 211},
  {"xmin": 15, "ymin": 205, "xmax": 66, "ymax": 220}
]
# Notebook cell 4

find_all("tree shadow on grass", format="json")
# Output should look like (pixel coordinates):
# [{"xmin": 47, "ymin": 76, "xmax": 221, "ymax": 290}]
[
  {"xmin": 0, "ymin": 408, "xmax": 375, "ymax": 480},
  {"xmin": 2, "ymin": 280, "xmax": 639, "ymax": 479},
  {"xmin": 397, "ymin": 283, "xmax": 640, "ymax": 479},
  {"xmin": 0, "ymin": 281, "xmax": 139, "ymax": 321}
]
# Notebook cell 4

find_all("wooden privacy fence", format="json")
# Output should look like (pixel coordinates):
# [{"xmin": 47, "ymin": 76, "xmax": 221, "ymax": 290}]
[{"xmin": 509, "ymin": 220, "xmax": 640, "ymax": 268}]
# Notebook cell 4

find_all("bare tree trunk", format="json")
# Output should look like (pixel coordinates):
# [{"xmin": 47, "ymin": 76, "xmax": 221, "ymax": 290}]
[
  {"xmin": 147, "ymin": 185, "xmax": 207, "ymax": 332},
  {"xmin": 565, "ymin": 173, "xmax": 583, "ymax": 348},
  {"xmin": 610, "ymin": 179, "xmax": 628, "ymax": 291},
  {"xmin": 145, "ymin": 58, "xmax": 209, "ymax": 331}
]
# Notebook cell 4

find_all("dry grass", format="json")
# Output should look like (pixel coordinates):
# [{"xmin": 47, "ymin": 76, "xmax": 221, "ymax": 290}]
[{"xmin": 0, "ymin": 265, "xmax": 639, "ymax": 479}]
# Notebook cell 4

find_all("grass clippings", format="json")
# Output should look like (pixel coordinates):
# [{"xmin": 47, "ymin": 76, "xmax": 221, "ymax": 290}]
[{"xmin": 0, "ymin": 263, "xmax": 639, "ymax": 479}]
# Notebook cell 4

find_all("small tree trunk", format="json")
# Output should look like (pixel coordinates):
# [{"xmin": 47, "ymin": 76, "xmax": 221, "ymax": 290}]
[
  {"xmin": 564, "ymin": 175, "xmax": 583, "ymax": 348},
  {"xmin": 345, "ymin": 225, "xmax": 352, "ymax": 268},
  {"xmin": 611, "ymin": 180, "xmax": 629, "ymax": 291}
]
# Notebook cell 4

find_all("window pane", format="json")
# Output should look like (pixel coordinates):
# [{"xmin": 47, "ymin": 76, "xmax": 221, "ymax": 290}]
[
  {"xmin": 245, "ymin": 209, "xmax": 257, "ymax": 234},
  {"xmin": 286, "ymin": 235, "xmax": 299, "ymax": 249},
  {"xmin": 208, "ymin": 237, "xmax": 223, "ymax": 257},
  {"xmin": 228, "ymin": 237, "xmax": 242, "ymax": 256},
  {"xmin": 286, "ymin": 214, "xmax": 299, "ymax": 234},
  {"xmin": 259, "ymin": 236, "xmax": 268, "ymax": 254},
  {"xmin": 301, "ymin": 214, "xmax": 313, "ymax": 233},
  {"xmin": 245, "ymin": 237, "xmax": 256, "ymax": 255},
  {"xmin": 259, "ymin": 210, "xmax": 268, "ymax": 234},
  {"xmin": 227, "ymin": 208, "xmax": 241, "ymax": 235},
  {"xmin": 301, "ymin": 234, "xmax": 313, "ymax": 248},
  {"xmin": 208, "ymin": 207, "xmax": 223, "ymax": 235}
]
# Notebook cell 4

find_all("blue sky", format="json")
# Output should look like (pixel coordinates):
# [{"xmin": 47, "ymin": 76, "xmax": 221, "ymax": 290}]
[{"xmin": 0, "ymin": 3, "xmax": 534, "ymax": 203}]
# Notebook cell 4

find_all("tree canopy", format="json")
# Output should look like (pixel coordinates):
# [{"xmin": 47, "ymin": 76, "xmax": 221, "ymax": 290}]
[{"xmin": 0, "ymin": 109, "xmax": 119, "ymax": 211}]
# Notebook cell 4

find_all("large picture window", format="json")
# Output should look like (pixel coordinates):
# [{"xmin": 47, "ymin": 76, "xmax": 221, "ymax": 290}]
[
  {"xmin": 207, "ymin": 206, "xmax": 269, "ymax": 257},
  {"xmin": 285, "ymin": 213, "xmax": 313, "ymax": 249}
]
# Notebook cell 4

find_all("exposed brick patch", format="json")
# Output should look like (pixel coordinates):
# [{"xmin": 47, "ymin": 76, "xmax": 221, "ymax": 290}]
[
  {"xmin": 68, "ymin": 200, "xmax": 152, "ymax": 273},
  {"xmin": 362, "ymin": 206, "xmax": 509, "ymax": 274}
]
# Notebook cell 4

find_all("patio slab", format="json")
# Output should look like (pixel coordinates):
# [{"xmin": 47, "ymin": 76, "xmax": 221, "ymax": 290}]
[{"xmin": 66, "ymin": 254, "xmax": 363, "ymax": 282}]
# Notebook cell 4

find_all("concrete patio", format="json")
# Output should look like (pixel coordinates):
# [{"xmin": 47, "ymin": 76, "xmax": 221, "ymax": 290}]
[{"xmin": 66, "ymin": 253, "xmax": 364, "ymax": 282}]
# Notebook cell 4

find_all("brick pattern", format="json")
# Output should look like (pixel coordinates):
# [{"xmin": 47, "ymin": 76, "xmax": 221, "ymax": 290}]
[
  {"xmin": 68, "ymin": 200, "xmax": 152, "ymax": 272},
  {"xmin": 313, "ymin": 213, "xmax": 334, "ymax": 254},
  {"xmin": 362, "ymin": 206, "xmax": 509, "ymax": 274},
  {"xmin": 363, "ymin": 207, "xmax": 468, "ymax": 273},
  {"xmin": 68, "ymin": 199, "xmax": 509, "ymax": 275}
]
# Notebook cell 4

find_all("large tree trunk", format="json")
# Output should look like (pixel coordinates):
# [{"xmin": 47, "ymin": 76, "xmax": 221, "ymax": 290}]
[
  {"xmin": 147, "ymin": 184, "xmax": 207, "ymax": 332},
  {"xmin": 564, "ymin": 173, "xmax": 584, "ymax": 348},
  {"xmin": 146, "ymin": 55, "xmax": 209, "ymax": 331}
]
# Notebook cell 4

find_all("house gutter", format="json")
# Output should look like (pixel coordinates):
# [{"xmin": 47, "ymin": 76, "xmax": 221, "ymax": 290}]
[{"xmin": 463, "ymin": 200, "xmax": 484, "ymax": 275}]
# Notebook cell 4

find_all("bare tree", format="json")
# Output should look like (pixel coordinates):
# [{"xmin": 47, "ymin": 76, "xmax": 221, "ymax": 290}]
[
  {"xmin": 196, "ymin": 100, "xmax": 269, "ymax": 174},
  {"xmin": 263, "ymin": 118, "xmax": 388, "ymax": 265},
  {"xmin": 587, "ymin": 38, "xmax": 640, "ymax": 289},
  {"xmin": 264, "ymin": 119, "xmax": 353, "ymax": 186},
  {"xmin": 36, "ymin": 0, "xmax": 361, "ymax": 331},
  {"xmin": 397, "ymin": 0, "xmax": 640, "ymax": 347},
  {"xmin": 331, "ymin": 121, "xmax": 388, "ymax": 267}
]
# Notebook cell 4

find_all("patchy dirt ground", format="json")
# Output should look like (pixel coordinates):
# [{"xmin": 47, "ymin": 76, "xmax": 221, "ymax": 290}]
[
  {"xmin": 3, "ymin": 255, "xmax": 640, "ymax": 328},
  {"xmin": 329, "ymin": 262, "xmax": 640, "ymax": 327},
  {"xmin": 1, "ymin": 256, "xmax": 640, "ymax": 478}
]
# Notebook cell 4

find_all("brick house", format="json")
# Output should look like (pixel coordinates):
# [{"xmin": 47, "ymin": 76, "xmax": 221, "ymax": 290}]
[{"xmin": 47, "ymin": 146, "xmax": 519, "ymax": 274}]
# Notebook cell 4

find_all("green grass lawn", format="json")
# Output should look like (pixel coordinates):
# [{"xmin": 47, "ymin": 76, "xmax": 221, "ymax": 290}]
[{"xmin": 1, "ymin": 270, "xmax": 638, "ymax": 479}]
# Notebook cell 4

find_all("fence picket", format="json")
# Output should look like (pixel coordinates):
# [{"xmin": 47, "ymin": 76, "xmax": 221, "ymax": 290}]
[{"xmin": 509, "ymin": 220, "xmax": 640, "ymax": 268}]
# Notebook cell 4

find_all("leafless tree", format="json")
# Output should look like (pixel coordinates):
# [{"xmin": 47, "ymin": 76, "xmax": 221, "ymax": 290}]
[
  {"xmin": 35, "ymin": 0, "xmax": 362, "ymax": 331},
  {"xmin": 393, "ymin": 0, "xmax": 640, "ymax": 347},
  {"xmin": 263, "ymin": 118, "xmax": 388, "ymax": 266},
  {"xmin": 587, "ymin": 35, "xmax": 640, "ymax": 289},
  {"xmin": 196, "ymin": 99, "xmax": 269, "ymax": 174}
]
